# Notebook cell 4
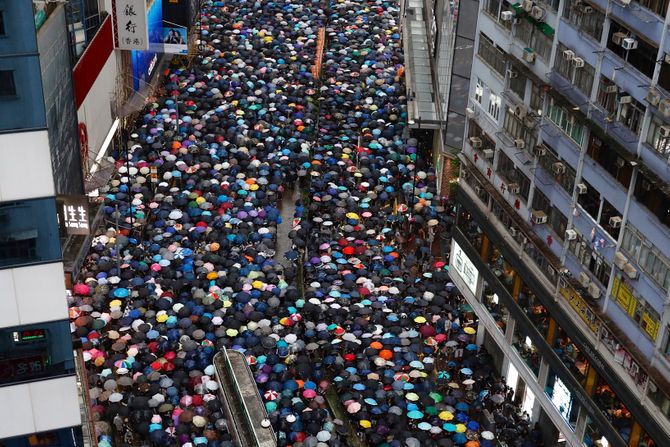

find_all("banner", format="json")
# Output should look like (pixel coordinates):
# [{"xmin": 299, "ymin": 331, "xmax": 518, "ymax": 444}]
[
  {"xmin": 311, "ymin": 28, "xmax": 326, "ymax": 78},
  {"xmin": 161, "ymin": 0, "xmax": 190, "ymax": 54},
  {"xmin": 113, "ymin": 0, "xmax": 149, "ymax": 50}
]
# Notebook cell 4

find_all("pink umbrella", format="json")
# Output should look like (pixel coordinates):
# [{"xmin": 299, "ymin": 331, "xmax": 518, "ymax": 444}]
[
  {"xmin": 303, "ymin": 389, "xmax": 317, "ymax": 399},
  {"xmin": 347, "ymin": 402, "xmax": 362, "ymax": 414}
]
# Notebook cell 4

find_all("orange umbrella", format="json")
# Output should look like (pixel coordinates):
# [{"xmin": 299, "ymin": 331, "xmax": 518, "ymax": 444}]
[
  {"xmin": 370, "ymin": 341, "xmax": 383, "ymax": 350},
  {"xmin": 379, "ymin": 349, "xmax": 393, "ymax": 360}
]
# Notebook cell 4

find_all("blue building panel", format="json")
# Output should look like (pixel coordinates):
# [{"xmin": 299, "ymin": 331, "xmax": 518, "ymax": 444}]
[{"xmin": 0, "ymin": 0, "xmax": 39, "ymax": 56}]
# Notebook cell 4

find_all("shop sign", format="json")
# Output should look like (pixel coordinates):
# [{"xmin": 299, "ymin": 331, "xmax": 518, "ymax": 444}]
[
  {"xmin": 59, "ymin": 195, "xmax": 91, "ymax": 235},
  {"xmin": 113, "ymin": 0, "xmax": 149, "ymax": 50},
  {"xmin": 450, "ymin": 241, "xmax": 478, "ymax": 295},
  {"xmin": 559, "ymin": 286, "xmax": 598, "ymax": 332},
  {"xmin": 0, "ymin": 355, "xmax": 47, "ymax": 381}
]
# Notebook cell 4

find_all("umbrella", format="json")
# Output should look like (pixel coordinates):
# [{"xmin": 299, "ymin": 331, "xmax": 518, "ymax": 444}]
[
  {"xmin": 264, "ymin": 390, "xmax": 279, "ymax": 401},
  {"xmin": 407, "ymin": 410, "xmax": 424, "ymax": 420},
  {"xmin": 463, "ymin": 327, "xmax": 476, "ymax": 335},
  {"xmin": 481, "ymin": 431, "xmax": 495, "ymax": 440},
  {"xmin": 439, "ymin": 411, "xmax": 454, "ymax": 421}
]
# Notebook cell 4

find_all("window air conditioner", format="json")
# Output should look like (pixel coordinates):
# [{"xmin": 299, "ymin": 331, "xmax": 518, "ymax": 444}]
[
  {"xmin": 501, "ymin": 10, "xmax": 514, "ymax": 20},
  {"xmin": 483, "ymin": 148, "xmax": 495, "ymax": 159},
  {"xmin": 531, "ymin": 210, "xmax": 548, "ymax": 224},
  {"xmin": 572, "ymin": 57, "xmax": 585, "ymax": 68},
  {"xmin": 619, "ymin": 0, "xmax": 631, "ymax": 5},
  {"xmin": 523, "ymin": 49, "xmax": 536, "ymax": 63},
  {"xmin": 588, "ymin": 282, "xmax": 601, "ymax": 299},
  {"xmin": 530, "ymin": 5, "xmax": 545, "ymax": 20},
  {"xmin": 469, "ymin": 136, "xmax": 482, "ymax": 148},
  {"xmin": 581, "ymin": 5, "xmax": 593, "ymax": 12},
  {"xmin": 646, "ymin": 87, "xmax": 661, "ymax": 107},
  {"xmin": 604, "ymin": 84, "xmax": 618, "ymax": 94},
  {"xmin": 466, "ymin": 107, "xmax": 476, "ymax": 118},
  {"xmin": 509, "ymin": 227, "xmax": 518, "ymax": 237},
  {"xmin": 507, "ymin": 69, "xmax": 518, "ymax": 79},
  {"xmin": 660, "ymin": 125, "xmax": 670, "ymax": 138},
  {"xmin": 659, "ymin": 99, "xmax": 670, "ymax": 118},
  {"xmin": 521, "ymin": 0, "xmax": 534, "ymax": 12},
  {"xmin": 552, "ymin": 162, "xmax": 566, "ymax": 174},
  {"xmin": 624, "ymin": 262, "xmax": 639, "ymax": 279},
  {"xmin": 514, "ymin": 139, "xmax": 525, "ymax": 149},
  {"xmin": 563, "ymin": 50, "xmax": 575, "ymax": 61},
  {"xmin": 576, "ymin": 183, "xmax": 587, "ymax": 194},
  {"xmin": 619, "ymin": 95, "xmax": 633, "ymax": 104},
  {"xmin": 524, "ymin": 116, "xmax": 536, "ymax": 129},
  {"xmin": 474, "ymin": 185, "xmax": 482, "ymax": 195},
  {"xmin": 533, "ymin": 144, "xmax": 546, "ymax": 156},
  {"xmin": 565, "ymin": 229, "xmax": 577, "ymax": 240},
  {"xmin": 578, "ymin": 272, "xmax": 591, "ymax": 288},
  {"xmin": 614, "ymin": 251, "xmax": 627, "ymax": 269},
  {"xmin": 622, "ymin": 38, "xmax": 638, "ymax": 51},
  {"xmin": 508, "ymin": 183, "xmax": 520, "ymax": 194},
  {"xmin": 612, "ymin": 32, "xmax": 627, "ymax": 46},
  {"xmin": 515, "ymin": 103, "xmax": 528, "ymax": 118},
  {"xmin": 609, "ymin": 216, "xmax": 623, "ymax": 228}
]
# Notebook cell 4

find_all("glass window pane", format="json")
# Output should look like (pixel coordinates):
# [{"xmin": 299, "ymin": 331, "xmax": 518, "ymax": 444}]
[
  {"xmin": 0, "ymin": 198, "xmax": 61, "ymax": 268},
  {"xmin": 0, "ymin": 320, "xmax": 75, "ymax": 386}
]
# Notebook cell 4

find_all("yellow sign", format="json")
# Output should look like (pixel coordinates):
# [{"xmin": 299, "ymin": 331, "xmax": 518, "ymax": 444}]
[
  {"xmin": 560, "ymin": 286, "xmax": 599, "ymax": 332},
  {"xmin": 642, "ymin": 312, "xmax": 660, "ymax": 340}
]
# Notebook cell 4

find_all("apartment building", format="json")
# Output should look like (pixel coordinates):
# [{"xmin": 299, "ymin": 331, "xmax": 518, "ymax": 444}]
[{"xmin": 450, "ymin": 0, "xmax": 670, "ymax": 445}]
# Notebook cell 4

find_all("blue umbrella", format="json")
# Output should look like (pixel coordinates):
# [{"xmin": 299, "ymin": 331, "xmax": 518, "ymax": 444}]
[
  {"xmin": 467, "ymin": 420, "xmax": 480, "ymax": 431},
  {"xmin": 460, "ymin": 367, "xmax": 473, "ymax": 375},
  {"xmin": 455, "ymin": 402, "xmax": 469, "ymax": 411},
  {"xmin": 417, "ymin": 422, "xmax": 431, "ymax": 431},
  {"xmin": 453, "ymin": 433, "xmax": 468, "ymax": 444},
  {"xmin": 465, "ymin": 343, "xmax": 477, "ymax": 351},
  {"xmin": 443, "ymin": 423, "xmax": 457, "ymax": 432},
  {"xmin": 407, "ymin": 410, "xmax": 424, "ymax": 419}
]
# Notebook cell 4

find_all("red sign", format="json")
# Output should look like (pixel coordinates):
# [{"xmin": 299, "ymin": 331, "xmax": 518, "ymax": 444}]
[{"xmin": 0, "ymin": 355, "xmax": 47, "ymax": 381}]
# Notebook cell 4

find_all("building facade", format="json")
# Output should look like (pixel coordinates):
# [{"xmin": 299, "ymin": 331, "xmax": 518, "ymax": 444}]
[
  {"xmin": 451, "ymin": 0, "xmax": 670, "ymax": 445},
  {"xmin": 0, "ymin": 1, "xmax": 83, "ymax": 444}
]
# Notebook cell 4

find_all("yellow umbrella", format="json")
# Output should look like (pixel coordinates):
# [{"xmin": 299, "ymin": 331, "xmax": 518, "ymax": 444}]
[
  {"xmin": 109, "ymin": 299, "xmax": 123, "ymax": 308},
  {"xmin": 346, "ymin": 212, "xmax": 360, "ymax": 219},
  {"xmin": 456, "ymin": 424, "xmax": 467, "ymax": 433},
  {"xmin": 360, "ymin": 420, "xmax": 372, "ymax": 428},
  {"xmin": 463, "ymin": 327, "xmax": 476, "ymax": 335},
  {"xmin": 252, "ymin": 280, "xmax": 265, "ymax": 289},
  {"xmin": 414, "ymin": 316, "xmax": 427, "ymax": 324},
  {"xmin": 226, "ymin": 328, "xmax": 239, "ymax": 337},
  {"xmin": 438, "ymin": 411, "xmax": 454, "ymax": 421}
]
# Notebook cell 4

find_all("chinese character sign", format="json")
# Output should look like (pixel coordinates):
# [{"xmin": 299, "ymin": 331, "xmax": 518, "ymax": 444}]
[
  {"xmin": 59, "ymin": 195, "xmax": 91, "ymax": 235},
  {"xmin": 114, "ymin": 0, "xmax": 149, "ymax": 50}
]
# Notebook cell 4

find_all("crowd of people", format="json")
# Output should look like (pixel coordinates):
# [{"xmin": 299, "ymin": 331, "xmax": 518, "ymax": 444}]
[{"xmin": 68, "ymin": 0, "xmax": 545, "ymax": 445}]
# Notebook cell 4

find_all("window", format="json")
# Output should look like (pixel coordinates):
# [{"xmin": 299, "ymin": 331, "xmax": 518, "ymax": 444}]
[
  {"xmin": 567, "ymin": 230, "xmax": 612, "ymax": 287},
  {"xmin": 488, "ymin": 91, "xmax": 502, "ymax": 121},
  {"xmin": 554, "ymin": 43, "xmax": 594, "ymax": 96},
  {"xmin": 586, "ymin": 134, "xmax": 633, "ymax": 188},
  {"xmin": 550, "ymin": 206, "xmax": 568, "ymax": 238},
  {"xmin": 577, "ymin": 178, "xmax": 600, "ymax": 219},
  {"xmin": 530, "ymin": 82, "xmax": 544, "ymax": 115},
  {"xmin": 633, "ymin": 173, "xmax": 670, "ymax": 228},
  {"xmin": 621, "ymin": 225, "xmax": 670, "ymax": 291},
  {"xmin": 595, "ymin": 76, "xmax": 618, "ymax": 116},
  {"xmin": 547, "ymin": 96, "xmax": 585, "ymax": 144},
  {"xmin": 618, "ymin": 95, "xmax": 645, "ymax": 135},
  {"xmin": 515, "ymin": 18, "xmax": 553, "ymax": 62},
  {"xmin": 478, "ymin": 33, "xmax": 507, "ymax": 77},
  {"xmin": 497, "ymin": 150, "xmax": 531, "ymax": 201},
  {"xmin": 538, "ymin": 142, "xmax": 576, "ymax": 193},
  {"xmin": 0, "ymin": 10, "xmax": 5, "ymax": 36},
  {"xmin": 0, "ymin": 320, "xmax": 75, "ymax": 386},
  {"xmin": 0, "ymin": 70, "xmax": 16, "ymax": 98},
  {"xmin": 475, "ymin": 78, "xmax": 484, "ymax": 104},
  {"xmin": 563, "ymin": 0, "xmax": 604, "ymax": 42},
  {"xmin": 532, "ymin": 188, "xmax": 550, "ymax": 213},
  {"xmin": 484, "ymin": 0, "xmax": 513, "ymax": 29},
  {"xmin": 646, "ymin": 115, "xmax": 670, "ymax": 159},
  {"xmin": 638, "ymin": 0, "xmax": 670, "ymax": 18},
  {"xmin": 509, "ymin": 66, "xmax": 527, "ymax": 100},
  {"xmin": 607, "ymin": 21, "xmax": 657, "ymax": 79},
  {"xmin": 503, "ymin": 107, "xmax": 537, "ymax": 150},
  {"xmin": 0, "ymin": 198, "xmax": 61, "ymax": 269}
]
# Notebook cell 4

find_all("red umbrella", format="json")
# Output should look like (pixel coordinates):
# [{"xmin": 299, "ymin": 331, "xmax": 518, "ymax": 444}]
[
  {"xmin": 343, "ymin": 246, "xmax": 355, "ymax": 255},
  {"xmin": 264, "ymin": 390, "xmax": 279, "ymax": 401}
]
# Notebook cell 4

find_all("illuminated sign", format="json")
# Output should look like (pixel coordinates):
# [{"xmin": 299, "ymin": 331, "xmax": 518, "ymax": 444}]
[
  {"xmin": 13, "ymin": 329, "xmax": 47, "ymax": 343},
  {"xmin": 0, "ymin": 355, "xmax": 47, "ymax": 381},
  {"xmin": 450, "ymin": 241, "xmax": 479, "ymax": 295},
  {"xmin": 58, "ymin": 195, "xmax": 90, "ymax": 235},
  {"xmin": 551, "ymin": 377, "xmax": 572, "ymax": 422}
]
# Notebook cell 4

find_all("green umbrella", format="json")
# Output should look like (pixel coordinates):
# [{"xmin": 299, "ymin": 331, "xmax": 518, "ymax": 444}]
[{"xmin": 429, "ymin": 392, "xmax": 443, "ymax": 403}]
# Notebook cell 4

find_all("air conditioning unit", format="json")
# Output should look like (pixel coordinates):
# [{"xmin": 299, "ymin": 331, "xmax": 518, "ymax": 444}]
[
  {"xmin": 579, "ymin": 272, "xmax": 591, "ymax": 288},
  {"xmin": 619, "ymin": 0, "xmax": 631, "ymax": 5},
  {"xmin": 509, "ymin": 227, "xmax": 518, "ymax": 237},
  {"xmin": 524, "ymin": 116, "xmax": 537, "ymax": 129},
  {"xmin": 508, "ymin": 183, "xmax": 520, "ymax": 194},
  {"xmin": 612, "ymin": 32, "xmax": 627, "ymax": 46},
  {"xmin": 483, "ymin": 148, "xmax": 495, "ymax": 159},
  {"xmin": 565, "ymin": 229, "xmax": 577, "ymax": 240},
  {"xmin": 646, "ymin": 87, "xmax": 661, "ymax": 107},
  {"xmin": 552, "ymin": 162, "xmax": 566, "ymax": 174},
  {"xmin": 521, "ymin": 0, "xmax": 534, "ymax": 12},
  {"xmin": 531, "ymin": 210, "xmax": 548, "ymax": 224},
  {"xmin": 533, "ymin": 144, "xmax": 547, "ymax": 156},
  {"xmin": 619, "ymin": 95, "xmax": 633, "ymax": 104},
  {"xmin": 530, "ymin": 5, "xmax": 545, "ymax": 20},
  {"xmin": 614, "ymin": 251, "xmax": 627, "ymax": 269},
  {"xmin": 514, "ymin": 139, "xmax": 525, "ymax": 149},
  {"xmin": 563, "ymin": 50, "xmax": 575, "ymax": 61},
  {"xmin": 604, "ymin": 84, "xmax": 618, "ymax": 94},
  {"xmin": 659, "ymin": 99, "xmax": 670, "ymax": 117},
  {"xmin": 523, "ymin": 49, "xmax": 536, "ymax": 64},
  {"xmin": 624, "ymin": 263, "xmax": 639, "ymax": 279},
  {"xmin": 622, "ymin": 38, "xmax": 638, "ymax": 51},
  {"xmin": 660, "ymin": 125, "xmax": 670, "ymax": 138},
  {"xmin": 469, "ymin": 136, "xmax": 482, "ymax": 148},
  {"xmin": 572, "ymin": 57, "xmax": 585, "ymax": 68},
  {"xmin": 474, "ymin": 185, "xmax": 483, "ymax": 194},
  {"xmin": 609, "ymin": 216, "xmax": 623, "ymax": 228},
  {"xmin": 581, "ymin": 5, "xmax": 593, "ymax": 12},
  {"xmin": 576, "ymin": 183, "xmax": 587, "ymax": 194},
  {"xmin": 466, "ymin": 107, "xmax": 476, "ymax": 118},
  {"xmin": 515, "ymin": 103, "xmax": 528, "ymax": 118},
  {"xmin": 588, "ymin": 282, "xmax": 601, "ymax": 299},
  {"xmin": 501, "ymin": 10, "xmax": 514, "ymax": 20},
  {"xmin": 507, "ymin": 69, "xmax": 518, "ymax": 79}
]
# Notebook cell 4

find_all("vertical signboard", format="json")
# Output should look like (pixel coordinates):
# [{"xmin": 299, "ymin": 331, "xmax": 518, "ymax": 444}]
[
  {"xmin": 450, "ymin": 240, "xmax": 479, "ymax": 295},
  {"xmin": 58, "ymin": 195, "xmax": 91, "ymax": 235},
  {"xmin": 113, "ymin": 0, "xmax": 149, "ymax": 50}
]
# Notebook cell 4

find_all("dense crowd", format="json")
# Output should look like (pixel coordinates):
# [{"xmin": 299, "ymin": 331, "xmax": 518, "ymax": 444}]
[{"xmin": 68, "ymin": 0, "xmax": 544, "ymax": 445}]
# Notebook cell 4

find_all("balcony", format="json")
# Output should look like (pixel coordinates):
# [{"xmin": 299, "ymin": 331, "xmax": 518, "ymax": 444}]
[{"xmin": 588, "ymin": 0, "xmax": 664, "ymax": 45}]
